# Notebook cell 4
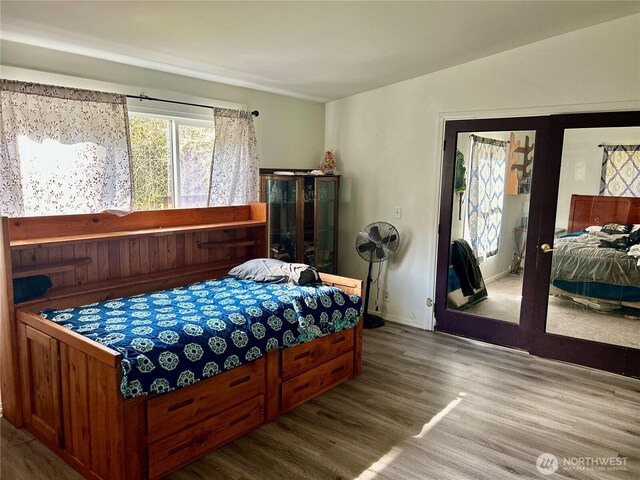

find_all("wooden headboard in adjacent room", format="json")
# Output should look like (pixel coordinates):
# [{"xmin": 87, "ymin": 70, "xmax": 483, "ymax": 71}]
[{"xmin": 567, "ymin": 194, "xmax": 640, "ymax": 232}]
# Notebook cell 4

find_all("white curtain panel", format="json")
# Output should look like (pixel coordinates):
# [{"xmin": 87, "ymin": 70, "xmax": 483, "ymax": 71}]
[
  {"xmin": 0, "ymin": 80, "xmax": 133, "ymax": 217},
  {"xmin": 208, "ymin": 108, "xmax": 259, "ymax": 206}
]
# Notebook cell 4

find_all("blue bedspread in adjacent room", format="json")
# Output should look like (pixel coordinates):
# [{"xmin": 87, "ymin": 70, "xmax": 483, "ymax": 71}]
[{"xmin": 40, "ymin": 277, "xmax": 362, "ymax": 398}]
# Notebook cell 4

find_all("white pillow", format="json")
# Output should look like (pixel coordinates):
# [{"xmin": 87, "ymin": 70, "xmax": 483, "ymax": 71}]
[{"xmin": 585, "ymin": 225, "xmax": 602, "ymax": 232}]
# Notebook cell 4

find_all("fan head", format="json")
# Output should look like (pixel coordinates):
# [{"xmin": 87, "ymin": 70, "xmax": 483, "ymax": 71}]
[{"xmin": 356, "ymin": 222, "xmax": 400, "ymax": 263}]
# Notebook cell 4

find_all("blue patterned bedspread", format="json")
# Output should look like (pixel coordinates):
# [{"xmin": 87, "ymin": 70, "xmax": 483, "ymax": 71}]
[{"xmin": 40, "ymin": 277, "xmax": 362, "ymax": 398}]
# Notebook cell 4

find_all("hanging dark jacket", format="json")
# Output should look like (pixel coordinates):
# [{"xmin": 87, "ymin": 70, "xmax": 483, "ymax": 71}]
[{"xmin": 451, "ymin": 239, "xmax": 484, "ymax": 297}]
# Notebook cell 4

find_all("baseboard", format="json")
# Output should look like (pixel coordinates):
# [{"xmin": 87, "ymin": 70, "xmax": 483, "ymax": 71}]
[
  {"xmin": 367, "ymin": 310, "xmax": 429, "ymax": 330},
  {"xmin": 484, "ymin": 270, "xmax": 512, "ymax": 284}
]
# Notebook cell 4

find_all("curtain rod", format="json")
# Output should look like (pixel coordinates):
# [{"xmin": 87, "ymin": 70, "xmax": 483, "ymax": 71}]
[
  {"xmin": 470, "ymin": 134, "xmax": 510, "ymax": 143},
  {"xmin": 127, "ymin": 94, "xmax": 259, "ymax": 117}
]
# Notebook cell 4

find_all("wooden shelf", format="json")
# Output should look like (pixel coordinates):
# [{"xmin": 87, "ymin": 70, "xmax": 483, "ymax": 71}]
[
  {"xmin": 16, "ymin": 258, "xmax": 246, "ymax": 308},
  {"xmin": 13, "ymin": 258, "xmax": 92, "ymax": 279},
  {"xmin": 10, "ymin": 220, "xmax": 266, "ymax": 250},
  {"xmin": 198, "ymin": 240, "xmax": 261, "ymax": 249}
]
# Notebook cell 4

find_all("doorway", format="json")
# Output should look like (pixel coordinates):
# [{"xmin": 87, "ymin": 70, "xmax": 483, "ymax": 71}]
[{"xmin": 435, "ymin": 112, "xmax": 640, "ymax": 378}]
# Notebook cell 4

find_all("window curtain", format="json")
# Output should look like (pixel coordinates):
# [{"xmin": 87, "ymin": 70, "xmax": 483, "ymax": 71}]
[
  {"xmin": 0, "ymin": 80, "xmax": 133, "ymax": 217},
  {"xmin": 466, "ymin": 135, "xmax": 508, "ymax": 261},
  {"xmin": 600, "ymin": 144, "xmax": 640, "ymax": 197},
  {"xmin": 208, "ymin": 108, "xmax": 259, "ymax": 206}
]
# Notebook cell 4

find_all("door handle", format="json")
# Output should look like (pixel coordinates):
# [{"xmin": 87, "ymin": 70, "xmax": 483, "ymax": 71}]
[{"xmin": 540, "ymin": 243, "xmax": 555, "ymax": 253}]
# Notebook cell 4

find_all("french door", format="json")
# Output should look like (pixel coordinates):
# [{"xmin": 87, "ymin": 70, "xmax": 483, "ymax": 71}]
[{"xmin": 435, "ymin": 112, "xmax": 640, "ymax": 378}]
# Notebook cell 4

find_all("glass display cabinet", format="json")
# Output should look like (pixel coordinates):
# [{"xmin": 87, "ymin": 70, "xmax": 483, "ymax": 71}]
[{"xmin": 260, "ymin": 170, "xmax": 340, "ymax": 274}]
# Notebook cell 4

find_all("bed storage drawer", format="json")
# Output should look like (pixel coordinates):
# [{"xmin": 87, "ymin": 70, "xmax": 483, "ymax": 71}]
[
  {"xmin": 148, "ymin": 394, "xmax": 264, "ymax": 479},
  {"xmin": 281, "ymin": 351, "xmax": 353, "ymax": 413},
  {"xmin": 281, "ymin": 329, "xmax": 354, "ymax": 379},
  {"xmin": 146, "ymin": 358, "xmax": 266, "ymax": 443}
]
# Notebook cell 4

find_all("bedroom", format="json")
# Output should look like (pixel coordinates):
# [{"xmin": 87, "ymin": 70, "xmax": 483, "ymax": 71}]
[{"xmin": 1, "ymin": 2, "xmax": 639, "ymax": 480}]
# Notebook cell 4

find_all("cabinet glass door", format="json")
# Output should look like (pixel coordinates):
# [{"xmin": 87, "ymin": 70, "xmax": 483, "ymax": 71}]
[
  {"xmin": 263, "ymin": 178, "xmax": 298, "ymax": 262},
  {"xmin": 316, "ymin": 178, "xmax": 337, "ymax": 273},
  {"xmin": 303, "ymin": 177, "xmax": 316, "ymax": 265}
]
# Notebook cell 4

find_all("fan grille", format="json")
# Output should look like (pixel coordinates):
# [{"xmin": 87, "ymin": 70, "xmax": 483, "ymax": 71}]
[{"xmin": 356, "ymin": 222, "xmax": 400, "ymax": 263}]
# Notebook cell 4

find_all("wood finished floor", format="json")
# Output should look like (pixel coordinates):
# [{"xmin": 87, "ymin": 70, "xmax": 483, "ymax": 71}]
[{"xmin": 1, "ymin": 323, "xmax": 639, "ymax": 479}]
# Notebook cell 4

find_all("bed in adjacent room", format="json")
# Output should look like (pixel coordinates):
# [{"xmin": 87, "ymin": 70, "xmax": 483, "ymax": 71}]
[{"xmin": 550, "ymin": 194, "xmax": 640, "ymax": 311}]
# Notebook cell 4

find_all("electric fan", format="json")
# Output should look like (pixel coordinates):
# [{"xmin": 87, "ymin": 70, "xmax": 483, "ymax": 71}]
[{"xmin": 356, "ymin": 222, "xmax": 400, "ymax": 329}]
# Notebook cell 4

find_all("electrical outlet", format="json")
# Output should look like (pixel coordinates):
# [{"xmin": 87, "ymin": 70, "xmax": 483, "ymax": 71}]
[
  {"xmin": 383, "ymin": 290, "xmax": 390, "ymax": 302},
  {"xmin": 393, "ymin": 206, "xmax": 402, "ymax": 219}
]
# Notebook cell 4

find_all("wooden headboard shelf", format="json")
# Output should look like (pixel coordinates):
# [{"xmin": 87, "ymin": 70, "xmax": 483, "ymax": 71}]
[
  {"xmin": 7, "ymin": 205, "xmax": 261, "ymax": 241},
  {"xmin": 9, "ymin": 219, "xmax": 265, "ymax": 249},
  {"xmin": 6, "ymin": 205, "xmax": 267, "ymax": 294},
  {"xmin": 16, "ymin": 258, "xmax": 243, "ymax": 312},
  {"xmin": 198, "ymin": 239, "xmax": 261, "ymax": 249},
  {"xmin": 12, "ymin": 257, "xmax": 92, "ymax": 279},
  {"xmin": 567, "ymin": 194, "xmax": 640, "ymax": 232},
  {"xmin": 0, "ymin": 204, "xmax": 268, "ymax": 426}
]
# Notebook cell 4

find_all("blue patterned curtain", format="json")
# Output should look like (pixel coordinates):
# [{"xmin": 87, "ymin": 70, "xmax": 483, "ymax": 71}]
[
  {"xmin": 467, "ymin": 135, "xmax": 508, "ymax": 261},
  {"xmin": 600, "ymin": 145, "xmax": 640, "ymax": 197}
]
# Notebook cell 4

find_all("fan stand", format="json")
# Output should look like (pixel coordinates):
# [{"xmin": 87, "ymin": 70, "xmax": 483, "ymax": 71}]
[{"xmin": 363, "ymin": 260, "xmax": 385, "ymax": 329}]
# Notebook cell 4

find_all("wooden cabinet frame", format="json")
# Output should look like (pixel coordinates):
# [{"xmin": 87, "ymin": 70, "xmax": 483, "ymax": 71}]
[{"xmin": 260, "ymin": 170, "xmax": 340, "ymax": 274}]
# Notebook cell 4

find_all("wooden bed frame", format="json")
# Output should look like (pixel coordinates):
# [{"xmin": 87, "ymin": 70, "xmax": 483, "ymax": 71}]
[
  {"xmin": 567, "ymin": 194, "xmax": 640, "ymax": 232},
  {"xmin": 0, "ymin": 204, "xmax": 363, "ymax": 480}
]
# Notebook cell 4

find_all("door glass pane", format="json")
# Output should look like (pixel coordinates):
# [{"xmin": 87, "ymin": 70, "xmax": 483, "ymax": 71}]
[
  {"xmin": 177, "ymin": 123, "xmax": 214, "ymax": 208},
  {"xmin": 303, "ymin": 177, "xmax": 316, "ymax": 266},
  {"xmin": 130, "ymin": 115, "xmax": 173, "ymax": 210},
  {"xmin": 546, "ymin": 126, "xmax": 640, "ymax": 349},
  {"xmin": 264, "ymin": 179, "xmax": 297, "ymax": 262},
  {"xmin": 446, "ymin": 130, "xmax": 536, "ymax": 324},
  {"xmin": 316, "ymin": 180, "xmax": 336, "ymax": 273}
]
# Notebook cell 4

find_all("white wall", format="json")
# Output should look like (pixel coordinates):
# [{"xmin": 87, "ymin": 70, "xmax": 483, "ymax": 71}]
[
  {"xmin": 556, "ymin": 127, "xmax": 640, "ymax": 231},
  {"xmin": 0, "ymin": 40, "xmax": 325, "ymax": 170},
  {"xmin": 326, "ymin": 14, "xmax": 640, "ymax": 330}
]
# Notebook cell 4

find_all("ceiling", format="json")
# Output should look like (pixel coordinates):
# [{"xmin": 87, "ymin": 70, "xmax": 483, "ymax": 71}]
[{"xmin": 1, "ymin": 1, "xmax": 639, "ymax": 102}]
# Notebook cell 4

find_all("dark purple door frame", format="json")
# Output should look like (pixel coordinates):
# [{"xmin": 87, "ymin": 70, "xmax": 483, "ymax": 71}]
[{"xmin": 435, "ymin": 111, "xmax": 640, "ymax": 378}]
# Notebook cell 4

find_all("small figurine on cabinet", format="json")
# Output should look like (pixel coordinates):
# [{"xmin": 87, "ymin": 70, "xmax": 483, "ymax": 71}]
[{"xmin": 322, "ymin": 150, "xmax": 335, "ymax": 174}]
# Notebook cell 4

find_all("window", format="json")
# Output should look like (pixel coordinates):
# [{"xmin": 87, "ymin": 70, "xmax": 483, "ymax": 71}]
[
  {"xmin": 466, "ymin": 135, "xmax": 508, "ymax": 261},
  {"xmin": 600, "ymin": 144, "xmax": 640, "ymax": 197},
  {"xmin": 128, "ymin": 112, "xmax": 214, "ymax": 210},
  {"xmin": 1, "ymin": 80, "xmax": 132, "ymax": 217}
]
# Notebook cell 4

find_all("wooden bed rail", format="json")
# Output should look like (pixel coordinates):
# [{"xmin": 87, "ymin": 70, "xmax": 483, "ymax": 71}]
[
  {"xmin": 318, "ymin": 272, "xmax": 363, "ymax": 296},
  {"xmin": 16, "ymin": 310, "xmax": 121, "ymax": 367}
]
